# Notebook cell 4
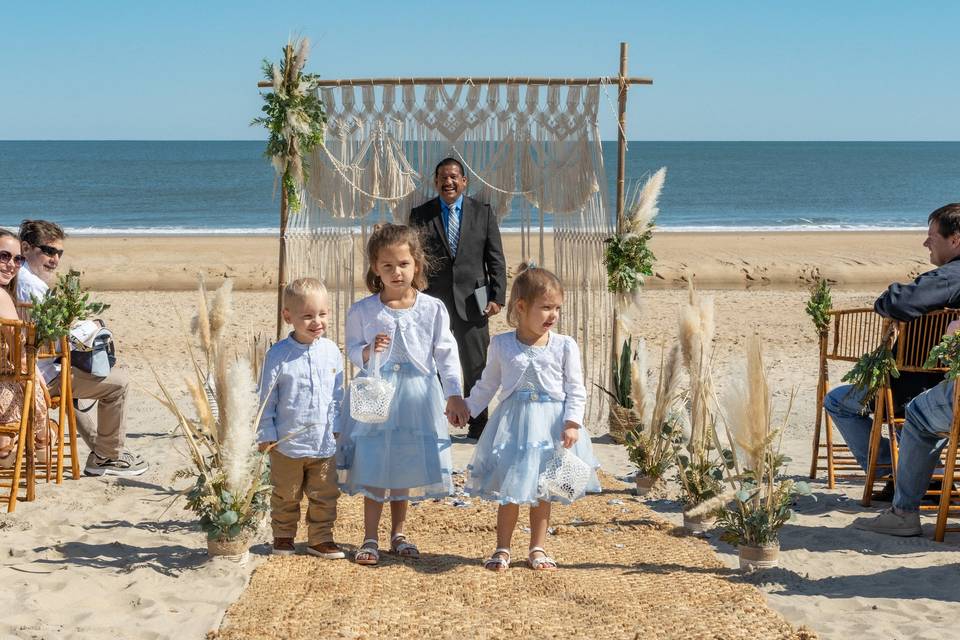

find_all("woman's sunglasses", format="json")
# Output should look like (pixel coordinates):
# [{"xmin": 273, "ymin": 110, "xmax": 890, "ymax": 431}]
[
  {"xmin": 0, "ymin": 251, "xmax": 26, "ymax": 267},
  {"xmin": 37, "ymin": 244, "xmax": 64, "ymax": 258}
]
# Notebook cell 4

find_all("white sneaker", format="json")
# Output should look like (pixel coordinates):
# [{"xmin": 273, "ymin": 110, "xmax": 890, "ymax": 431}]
[
  {"xmin": 853, "ymin": 508, "xmax": 922, "ymax": 536},
  {"xmin": 84, "ymin": 451, "xmax": 149, "ymax": 477}
]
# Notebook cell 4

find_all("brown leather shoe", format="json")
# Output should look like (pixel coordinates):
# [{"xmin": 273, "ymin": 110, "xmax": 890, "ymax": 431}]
[
  {"xmin": 871, "ymin": 481, "xmax": 895, "ymax": 503},
  {"xmin": 273, "ymin": 537, "xmax": 296, "ymax": 556},
  {"xmin": 306, "ymin": 541, "xmax": 346, "ymax": 559}
]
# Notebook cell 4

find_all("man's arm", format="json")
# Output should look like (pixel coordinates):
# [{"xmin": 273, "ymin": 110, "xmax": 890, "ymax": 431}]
[
  {"xmin": 874, "ymin": 267, "xmax": 958, "ymax": 321},
  {"xmin": 483, "ymin": 204, "xmax": 507, "ymax": 309}
]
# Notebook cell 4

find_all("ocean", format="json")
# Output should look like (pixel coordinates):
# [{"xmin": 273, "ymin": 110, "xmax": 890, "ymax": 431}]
[{"xmin": 1, "ymin": 141, "xmax": 957, "ymax": 234}]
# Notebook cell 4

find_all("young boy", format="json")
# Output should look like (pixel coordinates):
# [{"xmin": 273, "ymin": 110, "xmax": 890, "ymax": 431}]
[{"xmin": 257, "ymin": 278, "xmax": 345, "ymax": 558}]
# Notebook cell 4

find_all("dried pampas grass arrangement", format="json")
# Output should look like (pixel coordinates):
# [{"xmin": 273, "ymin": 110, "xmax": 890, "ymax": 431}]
[
  {"xmin": 715, "ymin": 333, "xmax": 811, "ymax": 547},
  {"xmin": 675, "ymin": 280, "xmax": 733, "ymax": 511},
  {"xmin": 624, "ymin": 341, "xmax": 684, "ymax": 481},
  {"xmin": 154, "ymin": 277, "xmax": 271, "ymax": 544}
]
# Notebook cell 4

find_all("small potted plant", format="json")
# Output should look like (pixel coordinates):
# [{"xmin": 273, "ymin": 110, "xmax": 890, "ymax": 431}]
[
  {"xmin": 153, "ymin": 279, "xmax": 271, "ymax": 562},
  {"xmin": 596, "ymin": 337, "xmax": 641, "ymax": 444},
  {"xmin": 623, "ymin": 340, "xmax": 683, "ymax": 495},
  {"xmin": 716, "ymin": 334, "xmax": 812, "ymax": 570}
]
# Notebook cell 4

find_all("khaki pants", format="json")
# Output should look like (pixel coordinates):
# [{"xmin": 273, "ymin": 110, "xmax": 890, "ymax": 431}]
[
  {"xmin": 49, "ymin": 366, "xmax": 128, "ymax": 460},
  {"xmin": 269, "ymin": 450, "xmax": 339, "ymax": 545}
]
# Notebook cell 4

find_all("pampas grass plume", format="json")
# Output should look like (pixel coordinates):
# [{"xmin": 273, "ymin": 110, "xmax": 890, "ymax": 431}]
[
  {"xmin": 724, "ymin": 334, "xmax": 772, "ymax": 472},
  {"xmin": 195, "ymin": 278, "xmax": 212, "ymax": 361},
  {"xmin": 209, "ymin": 279, "xmax": 233, "ymax": 344},
  {"xmin": 221, "ymin": 357, "xmax": 259, "ymax": 496},
  {"xmin": 626, "ymin": 167, "xmax": 667, "ymax": 235},
  {"xmin": 629, "ymin": 338, "xmax": 650, "ymax": 426}
]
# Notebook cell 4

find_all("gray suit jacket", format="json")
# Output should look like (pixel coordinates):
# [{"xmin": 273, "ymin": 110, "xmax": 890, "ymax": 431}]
[{"xmin": 410, "ymin": 195, "xmax": 507, "ymax": 323}]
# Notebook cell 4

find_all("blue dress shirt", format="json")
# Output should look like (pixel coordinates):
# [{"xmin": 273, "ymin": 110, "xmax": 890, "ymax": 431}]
[{"xmin": 256, "ymin": 334, "xmax": 344, "ymax": 459}]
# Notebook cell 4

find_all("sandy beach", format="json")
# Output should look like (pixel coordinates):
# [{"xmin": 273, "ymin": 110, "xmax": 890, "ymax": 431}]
[{"xmin": 1, "ymin": 228, "xmax": 955, "ymax": 640}]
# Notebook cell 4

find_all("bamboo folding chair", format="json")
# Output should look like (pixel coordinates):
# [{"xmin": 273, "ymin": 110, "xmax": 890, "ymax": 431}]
[
  {"xmin": 16, "ymin": 302, "xmax": 81, "ymax": 482},
  {"xmin": 0, "ymin": 318, "xmax": 38, "ymax": 512},
  {"xmin": 810, "ymin": 308, "xmax": 886, "ymax": 488},
  {"xmin": 862, "ymin": 308, "xmax": 960, "ymax": 506}
]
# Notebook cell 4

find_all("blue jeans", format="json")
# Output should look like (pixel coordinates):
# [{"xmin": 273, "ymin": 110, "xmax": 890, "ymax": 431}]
[
  {"xmin": 893, "ymin": 379, "xmax": 953, "ymax": 512},
  {"xmin": 823, "ymin": 384, "xmax": 891, "ymax": 472}
]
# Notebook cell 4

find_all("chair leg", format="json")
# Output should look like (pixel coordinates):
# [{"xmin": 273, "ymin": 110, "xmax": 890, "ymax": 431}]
[
  {"xmin": 825, "ymin": 412, "xmax": 836, "ymax": 490},
  {"xmin": 811, "ymin": 370, "xmax": 826, "ymax": 480},
  {"xmin": 56, "ymin": 394, "xmax": 66, "ymax": 484},
  {"xmin": 60, "ymin": 375, "xmax": 80, "ymax": 480},
  {"xmin": 861, "ymin": 403, "xmax": 886, "ymax": 506},
  {"xmin": 935, "ymin": 431, "xmax": 959, "ymax": 542}
]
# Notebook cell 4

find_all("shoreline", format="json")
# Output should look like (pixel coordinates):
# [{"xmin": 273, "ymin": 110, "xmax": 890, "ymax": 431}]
[{"xmin": 62, "ymin": 230, "xmax": 929, "ymax": 291}]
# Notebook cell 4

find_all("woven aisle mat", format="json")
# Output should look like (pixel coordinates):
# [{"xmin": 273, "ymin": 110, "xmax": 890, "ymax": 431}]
[{"xmin": 212, "ymin": 474, "xmax": 815, "ymax": 640}]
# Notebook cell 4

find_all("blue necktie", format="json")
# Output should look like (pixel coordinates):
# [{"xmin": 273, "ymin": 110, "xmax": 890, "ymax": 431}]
[{"xmin": 448, "ymin": 204, "xmax": 460, "ymax": 257}]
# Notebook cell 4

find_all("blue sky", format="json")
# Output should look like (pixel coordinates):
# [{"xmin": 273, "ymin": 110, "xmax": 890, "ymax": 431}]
[{"xmin": 2, "ymin": 1, "xmax": 958, "ymax": 141}]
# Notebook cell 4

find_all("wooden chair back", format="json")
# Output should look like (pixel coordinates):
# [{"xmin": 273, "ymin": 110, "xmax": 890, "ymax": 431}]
[
  {"xmin": 893, "ymin": 308, "xmax": 960, "ymax": 372},
  {"xmin": 811, "ymin": 308, "xmax": 886, "ymax": 487}
]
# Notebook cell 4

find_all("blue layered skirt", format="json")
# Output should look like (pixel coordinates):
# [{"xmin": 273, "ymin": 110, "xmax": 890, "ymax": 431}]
[
  {"xmin": 336, "ymin": 362, "xmax": 453, "ymax": 502},
  {"xmin": 465, "ymin": 389, "xmax": 601, "ymax": 505}
]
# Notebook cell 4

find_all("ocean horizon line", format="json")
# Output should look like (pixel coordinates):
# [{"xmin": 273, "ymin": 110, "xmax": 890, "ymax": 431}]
[{"xmin": 57, "ymin": 224, "xmax": 927, "ymax": 237}]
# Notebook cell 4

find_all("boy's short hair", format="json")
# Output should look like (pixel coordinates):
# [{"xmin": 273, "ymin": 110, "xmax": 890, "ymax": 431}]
[
  {"xmin": 19, "ymin": 219, "xmax": 66, "ymax": 246},
  {"xmin": 283, "ymin": 277, "xmax": 327, "ymax": 309}
]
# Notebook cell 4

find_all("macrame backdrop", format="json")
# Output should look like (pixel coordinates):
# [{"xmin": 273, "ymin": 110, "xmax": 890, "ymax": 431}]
[{"xmin": 286, "ymin": 82, "xmax": 614, "ymax": 426}]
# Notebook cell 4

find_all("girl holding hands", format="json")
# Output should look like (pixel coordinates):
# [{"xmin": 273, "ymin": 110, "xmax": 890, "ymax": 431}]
[
  {"xmin": 338, "ymin": 224, "xmax": 469, "ymax": 566},
  {"xmin": 465, "ymin": 263, "xmax": 600, "ymax": 571}
]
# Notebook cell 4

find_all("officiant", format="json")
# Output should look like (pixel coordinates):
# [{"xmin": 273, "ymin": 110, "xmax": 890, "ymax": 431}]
[{"xmin": 410, "ymin": 157, "xmax": 507, "ymax": 439}]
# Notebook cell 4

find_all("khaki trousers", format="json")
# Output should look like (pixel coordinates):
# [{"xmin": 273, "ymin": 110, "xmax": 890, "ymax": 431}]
[
  {"xmin": 269, "ymin": 450, "xmax": 339, "ymax": 545},
  {"xmin": 49, "ymin": 366, "xmax": 128, "ymax": 460}
]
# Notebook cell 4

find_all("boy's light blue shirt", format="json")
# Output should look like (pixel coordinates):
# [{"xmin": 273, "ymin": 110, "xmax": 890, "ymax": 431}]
[{"xmin": 257, "ymin": 334, "xmax": 344, "ymax": 459}]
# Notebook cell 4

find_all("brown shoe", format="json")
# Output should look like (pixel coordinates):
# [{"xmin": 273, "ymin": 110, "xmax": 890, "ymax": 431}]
[
  {"xmin": 306, "ymin": 541, "xmax": 346, "ymax": 559},
  {"xmin": 273, "ymin": 537, "xmax": 296, "ymax": 556}
]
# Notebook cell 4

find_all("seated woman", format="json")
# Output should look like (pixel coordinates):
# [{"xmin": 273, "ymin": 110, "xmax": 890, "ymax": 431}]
[{"xmin": 0, "ymin": 228, "xmax": 50, "ymax": 467}]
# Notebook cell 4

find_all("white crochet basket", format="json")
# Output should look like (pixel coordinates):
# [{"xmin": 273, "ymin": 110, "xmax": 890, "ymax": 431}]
[
  {"xmin": 349, "ymin": 350, "xmax": 395, "ymax": 424},
  {"xmin": 538, "ymin": 448, "xmax": 591, "ymax": 502}
]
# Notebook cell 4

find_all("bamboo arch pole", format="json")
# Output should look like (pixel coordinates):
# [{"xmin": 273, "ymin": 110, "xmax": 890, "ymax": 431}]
[{"xmin": 611, "ymin": 41, "xmax": 630, "ymax": 392}]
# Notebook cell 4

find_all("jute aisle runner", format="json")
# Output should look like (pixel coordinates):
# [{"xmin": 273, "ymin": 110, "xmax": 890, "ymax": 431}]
[{"xmin": 212, "ymin": 474, "xmax": 815, "ymax": 640}]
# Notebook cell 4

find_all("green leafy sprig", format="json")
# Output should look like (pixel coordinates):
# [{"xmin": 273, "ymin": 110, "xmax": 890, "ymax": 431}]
[
  {"xmin": 624, "ymin": 410, "xmax": 683, "ymax": 479},
  {"xmin": 251, "ymin": 39, "xmax": 326, "ymax": 212},
  {"xmin": 841, "ymin": 341, "xmax": 899, "ymax": 407},
  {"xmin": 603, "ymin": 225, "xmax": 656, "ymax": 295},
  {"xmin": 29, "ymin": 269, "xmax": 109, "ymax": 346},
  {"xmin": 182, "ymin": 464, "xmax": 271, "ymax": 541},
  {"xmin": 805, "ymin": 278, "xmax": 832, "ymax": 337},
  {"xmin": 925, "ymin": 329, "xmax": 960, "ymax": 380}
]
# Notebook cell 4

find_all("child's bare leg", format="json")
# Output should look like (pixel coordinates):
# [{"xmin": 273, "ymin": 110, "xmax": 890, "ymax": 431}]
[
  {"xmin": 389, "ymin": 492, "xmax": 419, "ymax": 557},
  {"xmin": 363, "ymin": 495, "xmax": 384, "ymax": 542},
  {"xmin": 496, "ymin": 503, "xmax": 520, "ymax": 550},
  {"xmin": 528, "ymin": 501, "xmax": 556, "ymax": 568},
  {"xmin": 389, "ymin": 496, "xmax": 408, "ymax": 538}
]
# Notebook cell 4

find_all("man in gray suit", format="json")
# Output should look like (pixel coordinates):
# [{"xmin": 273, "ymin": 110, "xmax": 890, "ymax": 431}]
[{"xmin": 410, "ymin": 158, "xmax": 507, "ymax": 439}]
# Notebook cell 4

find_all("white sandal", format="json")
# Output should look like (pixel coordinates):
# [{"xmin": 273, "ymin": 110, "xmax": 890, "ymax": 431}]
[
  {"xmin": 390, "ymin": 533, "xmax": 420, "ymax": 558},
  {"xmin": 483, "ymin": 548, "xmax": 511, "ymax": 572},
  {"xmin": 527, "ymin": 546, "xmax": 558, "ymax": 570},
  {"xmin": 355, "ymin": 539, "xmax": 380, "ymax": 566}
]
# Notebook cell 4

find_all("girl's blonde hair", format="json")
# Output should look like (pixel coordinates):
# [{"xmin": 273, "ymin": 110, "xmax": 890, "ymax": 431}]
[
  {"xmin": 506, "ymin": 262, "xmax": 564, "ymax": 327},
  {"xmin": 364, "ymin": 224, "xmax": 429, "ymax": 293},
  {"xmin": 283, "ymin": 277, "xmax": 327, "ymax": 309}
]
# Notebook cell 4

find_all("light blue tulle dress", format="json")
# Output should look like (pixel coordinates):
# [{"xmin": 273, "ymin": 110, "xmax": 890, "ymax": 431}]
[
  {"xmin": 336, "ymin": 307, "xmax": 454, "ymax": 502},
  {"xmin": 465, "ymin": 338, "xmax": 601, "ymax": 505}
]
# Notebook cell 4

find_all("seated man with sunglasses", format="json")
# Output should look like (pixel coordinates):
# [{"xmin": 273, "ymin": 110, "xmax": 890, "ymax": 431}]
[{"xmin": 17, "ymin": 219, "xmax": 148, "ymax": 477}]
